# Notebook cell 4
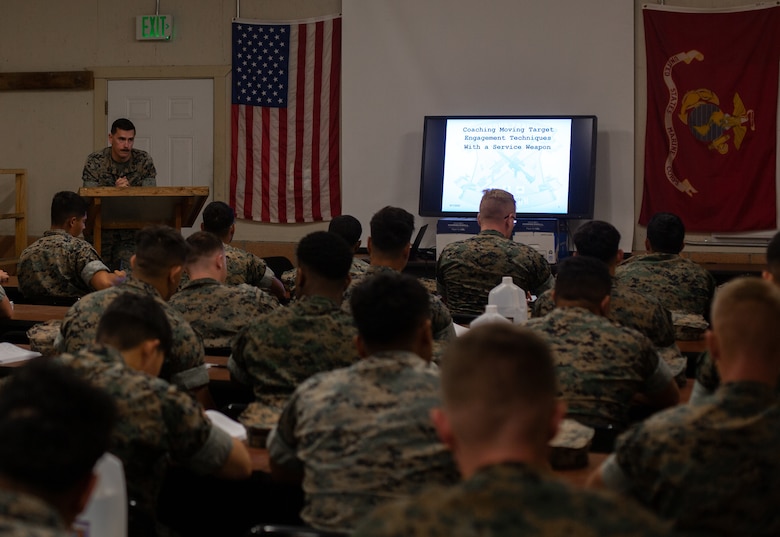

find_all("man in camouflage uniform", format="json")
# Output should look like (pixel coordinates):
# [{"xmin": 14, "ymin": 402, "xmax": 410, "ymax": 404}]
[
  {"xmin": 229, "ymin": 231, "xmax": 359, "ymax": 417},
  {"xmin": 343, "ymin": 206, "xmax": 455, "ymax": 345},
  {"xmin": 59, "ymin": 226, "xmax": 211, "ymax": 406},
  {"xmin": 18, "ymin": 191, "xmax": 125, "ymax": 299},
  {"xmin": 59, "ymin": 293, "xmax": 251, "ymax": 537},
  {"xmin": 353, "ymin": 323, "xmax": 673, "ymax": 537},
  {"xmin": 0, "ymin": 358, "xmax": 116, "ymax": 537},
  {"xmin": 533, "ymin": 220, "xmax": 686, "ymax": 379},
  {"xmin": 170, "ymin": 231, "xmax": 279, "ymax": 351},
  {"xmin": 82, "ymin": 118, "xmax": 157, "ymax": 271},
  {"xmin": 593, "ymin": 277, "xmax": 780, "ymax": 536},
  {"xmin": 616, "ymin": 212, "xmax": 716, "ymax": 335},
  {"xmin": 282, "ymin": 214, "xmax": 369, "ymax": 298},
  {"xmin": 268, "ymin": 272, "xmax": 459, "ymax": 532},
  {"xmin": 436, "ymin": 188, "xmax": 553, "ymax": 317},
  {"xmin": 525, "ymin": 256, "xmax": 679, "ymax": 430},
  {"xmin": 198, "ymin": 201, "xmax": 288, "ymax": 301}
]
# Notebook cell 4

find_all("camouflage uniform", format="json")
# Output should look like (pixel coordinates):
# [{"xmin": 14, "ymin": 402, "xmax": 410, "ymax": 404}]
[
  {"xmin": 224, "ymin": 243, "xmax": 275, "ymax": 288},
  {"xmin": 602, "ymin": 381, "xmax": 780, "ymax": 536},
  {"xmin": 533, "ymin": 278, "xmax": 686, "ymax": 377},
  {"xmin": 343, "ymin": 265, "xmax": 456, "ymax": 343},
  {"xmin": 267, "ymin": 350, "xmax": 459, "ymax": 532},
  {"xmin": 18, "ymin": 230, "xmax": 110, "ymax": 298},
  {"xmin": 353, "ymin": 462, "xmax": 673, "ymax": 537},
  {"xmin": 281, "ymin": 257, "xmax": 370, "ymax": 298},
  {"xmin": 615, "ymin": 253, "xmax": 716, "ymax": 318},
  {"xmin": 57, "ymin": 345, "xmax": 233, "ymax": 535},
  {"xmin": 228, "ymin": 295, "xmax": 358, "ymax": 412},
  {"xmin": 436, "ymin": 230, "xmax": 553, "ymax": 317},
  {"xmin": 0, "ymin": 489, "xmax": 70, "ymax": 537},
  {"xmin": 82, "ymin": 147, "xmax": 157, "ymax": 271},
  {"xmin": 525, "ymin": 307, "xmax": 674, "ymax": 430},
  {"xmin": 169, "ymin": 277, "xmax": 279, "ymax": 350},
  {"xmin": 59, "ymin": 277, "xmax": 208, "ymax": 391}
]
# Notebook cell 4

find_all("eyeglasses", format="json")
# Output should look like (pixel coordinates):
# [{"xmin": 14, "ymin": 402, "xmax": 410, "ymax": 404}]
[{"xmin": 504, "ymin": 213, "xmax": 517, "ymax": 225}]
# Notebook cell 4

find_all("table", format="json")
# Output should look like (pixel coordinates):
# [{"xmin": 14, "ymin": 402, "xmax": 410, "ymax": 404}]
[{"xmin": 10, "ymin": 303, "xmax": 69, "ymax": 322}]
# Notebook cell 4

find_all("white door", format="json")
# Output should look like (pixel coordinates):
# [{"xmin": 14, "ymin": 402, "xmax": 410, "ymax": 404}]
[{"xmin": 107, "ymin": 79, "xmax": 213, "ymax": 234}]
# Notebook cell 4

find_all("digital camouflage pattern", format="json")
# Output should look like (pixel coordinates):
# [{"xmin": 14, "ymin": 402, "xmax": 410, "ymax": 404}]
[
  {"xmin": 81, "ymin": 147, "xmax": 157, "ymax": 187},
  {"xmin": 549, "ymin": 419, "xmax": 595, "ymax": 470},
  {"xmin": 671, "ymin": 311, "xmax": 709, "ymax": 341},
  {"xmin": 343, "ymin": 265, "xmax": 456, "ymax": 343},
  {"xmin": 352, "ymin": 462, "xmax": 674, "ymax": 537},
  {"xmin": 436, "ymin": 230, "xmax": 553, "ymax": 317},
  {"xmin": 169, "ymin": 278, "xmax": 279, "ymax": 350},
  {"xmin": 18, "ymin": 230, "xmax": 110, "ymax": 298},
  {"xmin": 281, "ymin": 257, "xmax": 370, "ymax": 298},
  {"xmin": 607, "ymin": 381, "xmax": 780, "ymax": 536},
  {"xmin": 57, "ymin": 345, "xmax": 232, "ymax": 534},
  {"xmin": 525, "ymin": 307, "xmax": 673, "ymax": 430},
  {"xmin": 59, "ymin": 277, "xmax": 208, "ymax": 390},
  {"xmin": 0, "ymin": 489, "xmax": 70, "ymax": 537},
  {"xmin": 223, "ymin": 243, "xmax": 274, "ymax": 288},
  {"xmin": 615, "ymin": 253, "xmax": 716, "ymax": 318},
  {"xmin": 267, "ymin": 350, "xmax": 459, "ymax": 532},
  {"xmin": 533, "ymin": 277, "xmax": 686, "ymax": 377},
  {"xmin": 228, "ymin": 295, "xmax": 359, "ymax": 412}
]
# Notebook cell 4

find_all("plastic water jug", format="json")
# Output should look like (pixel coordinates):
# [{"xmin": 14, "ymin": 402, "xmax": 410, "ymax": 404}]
[
  {"xmin": 74, "ymin": 453, "xmax": 128, "ymax": 537},
  {"xmin": 470, "ymin": 304, "xmax": 512, "ymax": 328},
  {"xmin": 488, "ymin": 276, "xmax": 527, "ymax": 324}
]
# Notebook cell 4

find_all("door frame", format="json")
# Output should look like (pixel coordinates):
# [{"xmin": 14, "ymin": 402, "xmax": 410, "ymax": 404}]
[{"xmin": 91, "ymin": 66, "xmax": 230, "ymax": 199}]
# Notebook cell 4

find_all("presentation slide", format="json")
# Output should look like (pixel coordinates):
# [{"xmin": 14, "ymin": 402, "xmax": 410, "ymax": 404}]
[{"xmin": 441, "ymin": 118, "xmax": 572, "ymax": 213}]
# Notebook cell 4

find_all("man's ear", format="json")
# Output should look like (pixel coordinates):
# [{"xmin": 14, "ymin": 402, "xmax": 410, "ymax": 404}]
[
  {"xmin": 367, "ymin": 237, "xmax": 373, "ymax": 257},
  {"xmin": 762, "ymin": 270, "xmax": 775, "ymax": 284},
  {"xmin": 599, "ymin": 295, "xmax": 610, "ymax": 316},
  {"xmin": 706, "ymin": 329, "xmax": 720, "ymax": 365},
  {"xmin": 431, "ymin": 408, "xmax": 455, "ymax": 450},
  {"xmin": 616, "ymin": 249, "xmax": 625, "ymax": 263},
  {"xmin": 296, "ymin": 265, "xmax": 308, "ymax": 294},
  {"xmin": 200, "ymin": 222, "xmax": 206, "ymax": 231},
  {"xmin": 140, "ymin": 338, "xmax": 164, "ymax": 376},
  {"xmin": 355, "ymin": 334, "xmax": 369, "ymax": 358},
  {"xmin": 130, "ymin": 254, "xmax": 138, "ymax": 271},
  {"xmin": 415, "ymin": 319, "xmax": 434, "ymax": 362},
  {"xmin": 549, "ymin": 399, "xmax": 567, "ymax": 442},
  {"xmin": 166, "ymin": 265, "xmax": 183, "ymax": 298}
]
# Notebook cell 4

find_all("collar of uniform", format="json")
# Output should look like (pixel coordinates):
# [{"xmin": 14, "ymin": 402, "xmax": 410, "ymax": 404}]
[
  {"xmin": 179, "ymin": 277, "xmax": 222, "ymax": 291},
  {"xmin": 42, "ymin": 229, "xmax": 71, "ymax": 239},
  {"xmin": 294, "ymin": 294, "xmax": 342, "ymax": 314},
  {"xmin": 714, "ymin": 381, "xmax": 778, "ymax": 409},
  {"xmin": 478, "ymin": 229, "xmax": 506, "ymax": 239},
  {"xmin": 366, "ymin": 264, "xmax": 397, "ymax": 277},
  {"xmin": 0, "ymin": 488, "xmax": 66, "ymax": 532},
  {"xmin": 121, "ymin": 276, "xmax": 163, "ymax": 299},
  {"xmin": 544, "ymin": 305, "xmax": 601, "ymax": 321},
  {"xmin": 468, "ymin": 460, "xmax": 547, "ymax": 487},
  {"xmin": 626, "ymin": 252, "xmax": 679, "ymax": 264},
  {"xmin": 359, "ymin": 350, "xmax": 431, "ymax": 371}
]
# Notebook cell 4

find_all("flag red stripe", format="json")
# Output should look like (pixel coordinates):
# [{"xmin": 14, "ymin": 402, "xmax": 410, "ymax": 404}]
[
  {"xmin": 292, "ymin": 27, "xmax": 307, "ymax": 223},
  {"xmin": 260, "ymin": 107, "xmax": 271, "ymax": 222},
  {"xmin": 243, "ymin": 106, "xmax": 255, "ymax": 219},
  {"xmin": 278, "ymin": 107, "xmax": 288, "ymax": 222},
  {"xmin": 328, "ymin": 18, "xmax": 342, "ymax": 217}
]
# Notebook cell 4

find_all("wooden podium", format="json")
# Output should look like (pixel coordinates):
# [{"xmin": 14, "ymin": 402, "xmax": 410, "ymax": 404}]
[{"xmin": 78, "ymin": 186, "xmax": 209, "ymax": 255}]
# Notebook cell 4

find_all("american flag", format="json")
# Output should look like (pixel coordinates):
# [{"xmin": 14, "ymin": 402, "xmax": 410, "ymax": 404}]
[{"xmin": 230, "ymin": 16, "xmax": 342, "ymax": 223}]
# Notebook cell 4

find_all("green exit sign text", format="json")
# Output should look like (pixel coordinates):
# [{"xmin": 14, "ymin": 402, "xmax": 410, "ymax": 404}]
[{"xmin": 136, "ymin": 15, "xmax": 173, "ymax": 41}]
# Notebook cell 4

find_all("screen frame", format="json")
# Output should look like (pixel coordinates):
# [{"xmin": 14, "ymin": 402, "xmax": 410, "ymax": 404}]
[{"xmin": 418, "ymin": 115, "xmax": 598, "ymax": 219}]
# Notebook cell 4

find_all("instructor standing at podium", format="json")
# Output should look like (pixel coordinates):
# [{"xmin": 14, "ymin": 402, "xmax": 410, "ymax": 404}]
[{"xmin": 82, "ymin": 118, "xmax": 157, "ymax": 269}]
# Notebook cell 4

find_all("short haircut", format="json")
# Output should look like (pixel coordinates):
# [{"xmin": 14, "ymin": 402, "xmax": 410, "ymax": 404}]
[
  {"xmin": 111, "ymin": 118, "xmax": 136, "ymax": 134},
  {"xmin": 51, "ymin": 191, "xmax": 88, "ymax": 226},
  {"xmin": 441, "ymin": 323, "xmax": 558, "ymax": 444},
  {"xmin": 296, "ymin": 231, "xmax": 353, "ymax": 281},
  {"xmin": 647, "ymin": 212, "xmax": 685, "ymax": 254},
  {"xmin": 554, "ymin": 255, "xmax": 611, "ymax": 304},
  {"xmin": 369, "ymin": 206, "xmax": 414, "ymax": 254},
  {"xmin": 133, "ymin": 226, "xmax": 189, "ymax": 279},
  {"xmin": 328, "ymin": 215, "xmax": 363, "ymax": 246},
  {"xmin": 711, "ymin": 277, "xmax": 780, "ymax": 362},
  {"xmin": 0, "ymin": 358, "xmax": 116, "ymax": 493},
  {"xmin": 573, "ymin": 220, "xmax": 620, "ymax": 263},
  {"xmin": 185, "ymin": 231, "xmax": 224, "ymax": 266},
  {"xmin": 97, "ymin": 293, "xmax": 173, "ymax": 359},
  {"xmin": 766, "ymin": 231, "xmax": 780, "ymax": 280},
  {"xmin": 350, "ymin": 272, "xmax": 430, "ymax": 347},
  {"xmin": 479, "ymin": 188, "xmax": 516, "ymax": 220},
  {"xmin": 202, "ymin": 201, "xmax": 236, "ymax": 237}
]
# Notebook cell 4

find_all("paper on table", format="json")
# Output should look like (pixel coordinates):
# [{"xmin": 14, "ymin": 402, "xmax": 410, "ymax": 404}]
[
  {"xmin": 205, "ymin": 410, "xmax": 248, "ymax": 441},
  {"xmin": 0, "ymin": 342, "xmax": 42, "ymax": 364}
]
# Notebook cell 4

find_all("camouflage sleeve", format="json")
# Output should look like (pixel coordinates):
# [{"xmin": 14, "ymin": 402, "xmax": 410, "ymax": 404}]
[
  {"xmin": 267, "ymin": 392, "xmax": 303, "ymax": 473},
  {"xmin": 649, "ymin": 303, "xmax": 676, "ymax": 348},
  {"xmin": 247, "ymin": 255, "xmax": 272, "ymax": 289},
  {"xmin": 695, "ymin": 351, "xmax": 720, "ymax": 392},
  {"xmin": 227, "ymin": 326, "xmax": 258, "ymax": 387},
  {"xmin": 642, "ymin": 346, "xmax": 674, "ymax": 394},
  {"xmin": 78, "ymin": 242, "xmax": 110, "ymax": 287},
  {"xmin": 164, "ymin": 309, "xmax": 209, "ymax": 390},
  {"xmin": 82, "ymin": 154, "xmax": 101, "ymax": 187},
  {"xmin": 612, "ymin": 424, "xmax": 658, "ymax": 505},
  {"xmin": 429, "ymin": 295, "xmax": 455, "ymax": 341},
  {"xmin": 531, "ymin": 289, "xmax": 555, "ymax": 318},
  {"xmin": 59, "ymin": 300, "xmax": 97, "ymax": 354},
  {"xmin": 352, "ymin": 500, "xmax": 420, "ymax": 537},
  {"xmin": 517, "ymin": 250, "xmax": 553, "ymax": 296},
  {"xmin": 141, "ymin": 153, "xmax": 156, "ymax": 186},
  {"xmin": 281, "ymin": 268, "xmax": 297, "ymax": 296},
  {"xmin": 599, "ymin": 452, "xmax": 634, "ymax": 494}
]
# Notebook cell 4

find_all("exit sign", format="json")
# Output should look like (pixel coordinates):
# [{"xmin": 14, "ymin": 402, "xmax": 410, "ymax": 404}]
[{"xmin": 136, "ymin": 15, "xmax": 173, "ymax": 41}]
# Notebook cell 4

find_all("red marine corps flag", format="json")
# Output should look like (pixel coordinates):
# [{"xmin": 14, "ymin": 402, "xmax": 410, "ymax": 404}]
[{"xmin": 641, "ymin": 4, "xmax": 780, "ymax": 232}]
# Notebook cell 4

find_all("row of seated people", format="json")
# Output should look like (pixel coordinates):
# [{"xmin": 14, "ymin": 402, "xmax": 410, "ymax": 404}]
[{"xmin": 0, "ymin": 189, "xmax": 769, "ymax": 536}]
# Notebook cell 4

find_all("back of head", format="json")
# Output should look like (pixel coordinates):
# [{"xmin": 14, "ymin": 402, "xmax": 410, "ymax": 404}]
[
  {"xmin": 202, "ymin": 201, "xmax": 236, "ymax": 237},
  {"xmin": 350, "ymin": 272, "xmax": 430, "ymax": 350},
  {"xmin": 554, "ymin": 255, "xmax": 611, "ymax": 304},
  {"xmin": 369, "ymin": 206, "xmax": 414, "ymax": 255},
  {"xmin": 297, "ymin": 231, "xmax": 353, "ymax": 281},
  {"xmin": 185, "ymin": 231, "xmax": 224, "ymax": 267},
  {"xmin": 573, "ymin": 220, "xmax": 620, "ymax": 262},
  {"xmin": 766, "ymin": 231, "xmax": 780, "ymax": 281},
  {"xmin": 328, "ymin": 215, "xmax": 362, "ymax": 247},
  {"xmin": 111, "ymin": 117, "xmax": 135, "ymax": 134},
  {"xmin": 478, "ymin": 188, "xmax": 516, "ymax": 221},
  {"xmin": 97, "ymin": 293, "xmax": 173, "ymax": 358},
  {"xmin": 0, "ymin": 357, "xmax": 116, "ymax": 494},
  {"xmin": 51, "ymin": 191, "xmax": 88, "ymax": 227},
  {"xmin": 133, "ymin": 226, "xmax": 189, "ymax": 279},
  {"xmin": 441, "ymin": 323, "xmax": 557, "ymax": 446},
  {"xmin": 647, "ymin": 212, "xmax": 685, "ymax": 253},
  {"xmin": 711, "ymin": 277, "xmax": 780, "ymax": 364}
]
